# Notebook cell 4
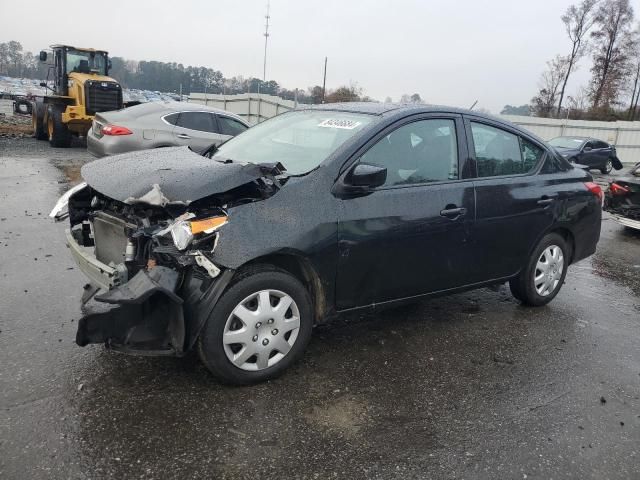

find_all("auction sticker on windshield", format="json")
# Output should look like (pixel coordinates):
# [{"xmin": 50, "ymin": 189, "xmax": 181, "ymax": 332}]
[{"xmin": 317, "ymin": 119, "xmax": 362, "ymax": 129}]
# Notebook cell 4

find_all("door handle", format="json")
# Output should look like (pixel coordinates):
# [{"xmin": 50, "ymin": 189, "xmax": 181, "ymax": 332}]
[
  {"xmin": 177, "ymin": 133, "xmax": 191, "ymax": 139},
  {"xmin": 440, "ymin": 207, "xmax": 467, "ymax": 219},
  {"xmin": 537, "ymin": 196, "xmax": 557, "ymax": 206}
]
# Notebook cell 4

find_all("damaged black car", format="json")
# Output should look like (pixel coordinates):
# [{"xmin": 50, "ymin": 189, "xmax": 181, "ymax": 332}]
[
  {"xmin": 51, "ymin": 104, "xmax": 602, "ymax": 384},
  {"xmin": 604, "ymin": 162, "xmax": 640, "ymax": 231}
]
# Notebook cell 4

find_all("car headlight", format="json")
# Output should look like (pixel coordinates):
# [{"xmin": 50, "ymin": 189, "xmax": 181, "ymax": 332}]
[{"xmin": 169, "ymin": 215, "xmax": 228, "ymax": 251}]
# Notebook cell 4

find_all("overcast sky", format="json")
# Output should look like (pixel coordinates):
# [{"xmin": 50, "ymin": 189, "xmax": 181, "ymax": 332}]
[{"xmin": 3, "ymin": 0, "xmax": 610, "ymax": 112}]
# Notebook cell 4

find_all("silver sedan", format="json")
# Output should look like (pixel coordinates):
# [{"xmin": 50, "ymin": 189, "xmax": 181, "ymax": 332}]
[{"xmin": 87, "ymin": 101, "xmax": 249, "ymax": 157}]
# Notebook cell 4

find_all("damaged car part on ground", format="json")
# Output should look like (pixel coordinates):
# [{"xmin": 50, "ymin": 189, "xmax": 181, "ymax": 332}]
[
  {"xmin": 605, "ymin": 162, "xmax": 640, "ymax": 231},
  {"xmin": 51, "ymin": 104, "xmax": 603, "ymax": 385}
]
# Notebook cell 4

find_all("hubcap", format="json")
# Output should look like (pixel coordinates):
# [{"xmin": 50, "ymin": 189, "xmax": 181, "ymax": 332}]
[
  {"xmin": 223, "ymin": 289, "xmax": 300, "ymax": 371},
  {"xmin": 534, "ymin": 245, "xmax": 564, "ymax": 297}
]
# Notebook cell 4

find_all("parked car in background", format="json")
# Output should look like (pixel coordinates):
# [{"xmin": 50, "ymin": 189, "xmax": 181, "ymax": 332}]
[
  {"xmin": 604, "ymin": 162, "xmax": 640, "ymax": 231},
  {"xmin": 549, "ymin": 136, "xmax": 623, "ymax": 174},
  {"xmin": 51, "ymin": 104, "xmax": 602, "ymax": 384},
  {"xmin": 87, "ymin": 101, "xmax": 249, "ymax": 157}
]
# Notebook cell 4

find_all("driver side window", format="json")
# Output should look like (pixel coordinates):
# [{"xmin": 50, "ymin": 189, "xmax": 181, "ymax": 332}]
[{"xmin": 359, "ymin": 119, "xmax": 458, "ymax": 187}]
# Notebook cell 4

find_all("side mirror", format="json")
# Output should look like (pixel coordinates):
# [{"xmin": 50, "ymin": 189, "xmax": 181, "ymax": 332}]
[
  {"xmin": 39, "ymin": 82, "xmax": 47, "ymax": 87},
  {"xmin": 107, "ymin": 60, "xmax": 112, "ymax": 72},
  {"xmin": 349, "ymin": 163, "xmax": 387, "ymax": 187},
  {"xmin": 332, "ymin": 163, "xmax": 387, "ymax": 199},
  {"xmin": 39, "ymin": 51, "xmax": 47, "ymax": 62},
  {"xmin": 583, "ymin": 146, "xmax": 592, "ymax": 152}
]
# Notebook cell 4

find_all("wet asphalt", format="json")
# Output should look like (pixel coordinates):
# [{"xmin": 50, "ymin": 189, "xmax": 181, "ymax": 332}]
[{"xmin": 0, "ymin": 137, "xmax": 639, "ymax": 480}]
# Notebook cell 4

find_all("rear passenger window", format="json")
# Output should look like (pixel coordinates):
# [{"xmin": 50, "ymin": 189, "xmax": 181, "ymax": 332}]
[
  {"xmin": 471, "ymin": 122, "xmax": 542, "ymax": 177},
  {"xmin": 177, "ymin": 112, "xmax": 217, "ymax": 133},
  {"xmin": 218, "ymin": 116, "xmax": 248, "ymax": 136}
]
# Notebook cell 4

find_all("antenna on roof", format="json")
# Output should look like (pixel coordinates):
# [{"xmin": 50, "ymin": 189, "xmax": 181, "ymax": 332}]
[{"xmin": 469, "ymin": 100, "xmax": 478, "ymax": 111}]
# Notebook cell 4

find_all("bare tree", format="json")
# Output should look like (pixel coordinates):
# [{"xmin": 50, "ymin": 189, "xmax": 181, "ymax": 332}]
[
  {"xmin": 627, "ymin": 40, "xmax": 640, "ymax": 119},
  {"xmin": 589, "ymin": 0, "xmax": 636, "ymax": 110},
  {"xmin": 531, "ymin": 55, "xmax": 569, "ymax": 117},
  {"xmin": 557, "ymin": 0, "xmax": 599, "ymax": 116}
]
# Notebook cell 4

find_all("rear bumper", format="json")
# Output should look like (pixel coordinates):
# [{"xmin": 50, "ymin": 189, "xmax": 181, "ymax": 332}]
[{"xmin": 612, "ymin": 214, "xmax": 640, "ymax": 230}]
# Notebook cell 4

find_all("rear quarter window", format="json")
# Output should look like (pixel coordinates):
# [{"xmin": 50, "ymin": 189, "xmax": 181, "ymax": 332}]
[{"xmin": 163, "ymin": 113, "xmax": 179, "ymax": 126}]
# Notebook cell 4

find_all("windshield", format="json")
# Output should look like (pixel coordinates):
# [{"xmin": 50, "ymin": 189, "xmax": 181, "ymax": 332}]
[
  {"xmin": 66, "ymin": 49, "xmax": 107, "ymax": 75},
  {"xmin": 212, "ymin": 110, "xmax": 375, "ymax": 175},
  {"xmin": 549, "ymin": 137, "xmax": 585, "ymax": 149}
]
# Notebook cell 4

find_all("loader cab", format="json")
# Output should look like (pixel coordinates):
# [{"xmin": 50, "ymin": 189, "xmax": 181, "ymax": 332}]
[{"xmin": 40, "ymin": 45, "xmax": 111, "ymax": 97}]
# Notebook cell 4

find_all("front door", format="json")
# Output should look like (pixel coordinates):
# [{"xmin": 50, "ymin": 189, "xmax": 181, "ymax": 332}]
[{"xmin": 335, "ymin": 115, "xmax": 476, "ymax": 310}]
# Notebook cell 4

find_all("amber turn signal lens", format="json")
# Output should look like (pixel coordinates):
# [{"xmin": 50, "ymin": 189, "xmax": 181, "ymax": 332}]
[{"xmin": 190, "ymin": 216, "xmax": 228, "ymax": 234}]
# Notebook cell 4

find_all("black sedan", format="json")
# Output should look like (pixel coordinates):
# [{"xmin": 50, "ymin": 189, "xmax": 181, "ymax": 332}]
[
  {"xmin": 549, "ymin": 136, "xmax": 623, "ymax": 174},
  {"xmin": 51, "ymin": 104, "xmax": 603, "ymax": 384}
]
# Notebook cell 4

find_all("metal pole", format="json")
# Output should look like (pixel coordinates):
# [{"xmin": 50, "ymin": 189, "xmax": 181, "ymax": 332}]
[
  {"xmin": 263, "ymin": 0, "xmax": 270, "ymax": 83},
  {"xmin": 321, "ymin": 56, "xmax": 327, "ymax": 103}
]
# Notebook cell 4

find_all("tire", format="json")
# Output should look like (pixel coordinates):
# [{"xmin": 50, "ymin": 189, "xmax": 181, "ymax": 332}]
[
  {"xmin": 32, "ymin": 103, "xmax": 47, "ymax": 140},
  {"xmin": 601, "ymin": 158, "xmax": 613, "ymax": 174},
  {"xmin": 197, "ymin": 265, "xmax": 313, "ymax": 385},
  {"xmin": 47, "ymin": 105, "xmax": 72, "ymax": 148},
  {"xmin": 509, "ymin": 233, "xmax": 570, "ymax": 307}
]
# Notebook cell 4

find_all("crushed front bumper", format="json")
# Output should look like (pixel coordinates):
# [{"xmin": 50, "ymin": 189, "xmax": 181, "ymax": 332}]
[
  {"xmin": 66, "ymin": 226, "xmax": 234, "ymax": 355},
  {"xmin": 65, "ymin": 228, "xmax": 125, "ymax": 291}
]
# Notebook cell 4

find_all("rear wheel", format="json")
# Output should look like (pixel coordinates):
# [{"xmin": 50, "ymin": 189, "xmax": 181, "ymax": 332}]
[
  {"xmin": 509, "ymin": 233, "xmax": 570, "ymax": 306},
  {"xmin": 601, "ymin": 158, "xmax": 613, "ymax": 174},
  {"xmin": 197, "ymin": 265, "xmax": 313, "ymax": 385},
  {"xmin": 47, "ymin": 105, "xmax": 72, "ymax": 148}
]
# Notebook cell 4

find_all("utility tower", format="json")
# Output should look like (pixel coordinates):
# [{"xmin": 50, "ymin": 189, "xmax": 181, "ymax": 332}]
[{"xmin": 263, "ymin": 0, "xmax": 270, "ymax": 83}]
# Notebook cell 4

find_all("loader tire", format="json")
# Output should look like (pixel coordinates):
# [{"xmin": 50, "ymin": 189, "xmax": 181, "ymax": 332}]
[
  {"xmin": 47, "ymin": 105, "xmax": 72, "ymax": 148},
  {"xmin": 32, "ymin": 103, "xmax": 47, "ymax": 140}
]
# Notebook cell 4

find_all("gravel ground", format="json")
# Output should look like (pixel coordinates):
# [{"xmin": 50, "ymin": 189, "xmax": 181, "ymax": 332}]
[{"xmin": 0, "ymin": 137, "xmax": 639, "ymax": 480}]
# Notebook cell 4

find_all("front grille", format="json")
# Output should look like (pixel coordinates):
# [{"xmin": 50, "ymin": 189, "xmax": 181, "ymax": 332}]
[
  {"xmin": 85, "ymin": 81, "xmax": 123, "ymax": 115},
  {"xmin": 92, "ymin": 212, "xmax": 132, "ymax": 266}
]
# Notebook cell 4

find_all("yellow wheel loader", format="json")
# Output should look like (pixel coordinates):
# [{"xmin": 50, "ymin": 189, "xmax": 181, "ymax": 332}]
[{"xmin": 32, "ymin": 45, "xmax": 123, "ymax": 148}]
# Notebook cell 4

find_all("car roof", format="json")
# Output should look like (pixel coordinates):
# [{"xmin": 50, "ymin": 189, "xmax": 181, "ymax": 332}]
[
  {"xmin": 300, "ymin": 102, "xmax": 545, "ymax": 144},
  {"xmin": 130, "ymin": 101, "xmax": 247, "ymax": 124}
]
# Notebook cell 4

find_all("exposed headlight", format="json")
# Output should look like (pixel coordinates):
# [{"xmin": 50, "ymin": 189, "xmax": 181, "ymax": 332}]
[
  {"xmin": 167, "ymin": 215, "xmax": 228, "ymax": 251},
  {"xmin": 170, "ymin": 220, "xmax": 194, "ymax": 251}
]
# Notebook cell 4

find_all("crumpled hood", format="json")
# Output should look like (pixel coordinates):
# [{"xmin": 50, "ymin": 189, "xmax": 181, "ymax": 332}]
[{"xmin": 81, "ymin": 146, "xmax": 276, "ymax": 206}]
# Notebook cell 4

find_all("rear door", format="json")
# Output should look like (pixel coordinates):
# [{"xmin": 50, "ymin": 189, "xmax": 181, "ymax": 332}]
[
  {"xmin": 172, "ymin": 111, "xmax": 227, "ymax": 150},
  {"xmin": 465, "ymin": 118, "xmax": 554, "ymax": 282}
]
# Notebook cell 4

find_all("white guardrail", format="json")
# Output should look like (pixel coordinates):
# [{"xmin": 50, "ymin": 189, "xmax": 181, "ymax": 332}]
[{"xmin": 188, "ymin": 94, "xmax": 640, "ymax": 166}]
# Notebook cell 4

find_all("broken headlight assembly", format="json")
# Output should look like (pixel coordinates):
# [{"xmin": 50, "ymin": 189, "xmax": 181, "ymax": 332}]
[{"xmin": 163, "ymin": 214, "xmax": 228, "ymax": 251}]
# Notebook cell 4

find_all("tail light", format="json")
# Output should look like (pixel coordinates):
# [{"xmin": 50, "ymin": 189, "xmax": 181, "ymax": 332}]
[
  {"xmin": 584, "ymin": 181, "xmax": 604, "ymax": 206},
  {"xmin": 609, "ymin": 182, "xmax": 630, "ymax": 196},
  {"xmin": 102, "ymin": 124, "xmax": 132, "ymax": 136}
]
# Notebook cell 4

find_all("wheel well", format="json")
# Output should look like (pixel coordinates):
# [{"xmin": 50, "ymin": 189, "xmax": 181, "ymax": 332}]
[
  {"xmin": 550, "ymin": 227, "xmax": 576, "ymax": 263},
  {"xmin": 241, "ymin": 254, "xmax": 327, "ymax": 323}
]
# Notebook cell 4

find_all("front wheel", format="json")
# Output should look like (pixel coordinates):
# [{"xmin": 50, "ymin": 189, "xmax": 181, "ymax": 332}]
[
  {"xmin": 197, "ymin": 266, "xmax": 313, "ymax": 385},
  {"xmin": 601, "ymin": 159, "xmax": 613, "ymax": 174},
  {"xmin": 509, "ymin": 233, "xmax": 570, "ymax": 307},
  {"xmin": 47, "ymin": 105, "xmax": 72, "ymax": 148}
]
